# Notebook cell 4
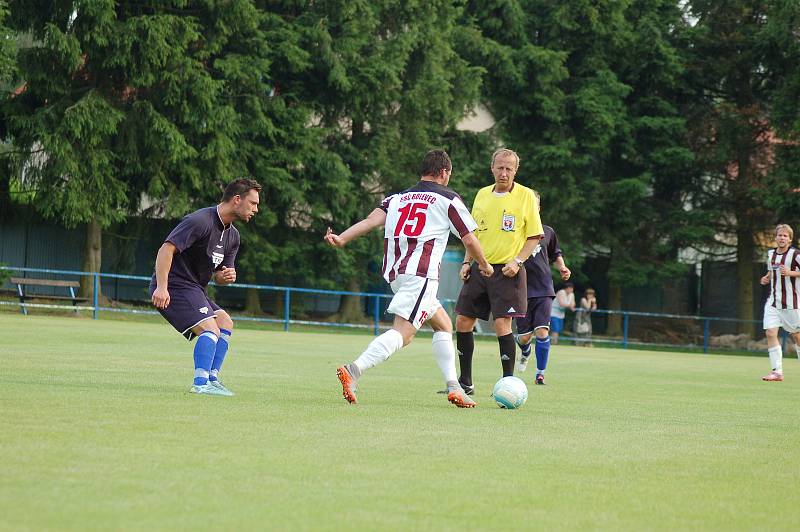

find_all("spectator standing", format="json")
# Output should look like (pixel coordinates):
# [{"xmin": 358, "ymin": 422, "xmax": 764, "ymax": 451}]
[
  {"xmin": 574, "ymin": 288, "xmax": 597, "ymax": 347},
  {"xmin": 550, "ymin": 282, "xmax": 575, "ymax": 344}
]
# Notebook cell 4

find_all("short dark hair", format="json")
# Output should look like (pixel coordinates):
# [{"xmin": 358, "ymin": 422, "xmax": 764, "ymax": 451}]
[
  {"xmin": 222, "ymin": 178, "xmax": 262, "ymax": 202},
  {"xmin": 419, "ymin": 150, "xmax": 452, "ymax": 177}
]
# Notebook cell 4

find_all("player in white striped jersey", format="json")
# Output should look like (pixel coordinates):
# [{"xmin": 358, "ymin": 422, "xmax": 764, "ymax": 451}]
[
  {"xmin": 324, "ymin": 150, "xmax": 493, "ymax": 407},
  {"xmin": 759, "ymin": 224, "xmax": 800, "ymax": 381}
]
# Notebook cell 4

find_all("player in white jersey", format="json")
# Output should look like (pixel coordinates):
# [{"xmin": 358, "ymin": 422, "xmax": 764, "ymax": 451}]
[
  {"xmin": 324, "ymin": 150, "xmax": 493, "ymax": 407},
  {"xmin": 759, "ymin": 224, "xmax": 800, "ymax": 381}
]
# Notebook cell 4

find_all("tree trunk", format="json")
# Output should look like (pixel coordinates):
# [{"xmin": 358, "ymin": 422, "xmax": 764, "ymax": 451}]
[
  {"xmin": 0, "ymin": 173, "xmax": 11, "ymax": 220},
  {"xmin": 244, "ymin": 273, "xmax": 262, "ymax": 314},
  {"xmin": 607, "ymin": 281, "xmax": 622, "ymax": 337},
  {"xmin": 272, "ymin": 288, "xmax": 285, "ymax": 318},
  {"xmin": 245, "ymin": 287, "xmax": 263, "ymax": 315},
  {"xmin": 80, "ymin": 219, "xmax": 102, "ymax": 301},
  {"xmin": 736, "ymin": 225, "xmax": 755, "ymax": 337},
  {"xmin": 734, "ymin": 136, "xmax": 757, "ymax": 338},
  {"xmin": 337, "ymin": 277, "xmax": 367, "ymax": 323}
]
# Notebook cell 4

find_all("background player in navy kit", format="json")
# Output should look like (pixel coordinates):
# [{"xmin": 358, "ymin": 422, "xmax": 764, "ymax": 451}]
[
  {"xmin": 325, "ymin": 150, "xmax": 493, "ymax": 408},
  {"xmin": 515, "ymin": 192, "xmax": 570, "ymax": 385},
  {"xmin": 150, "ymin": 178, "xmax": 261, "ymax": 396}
]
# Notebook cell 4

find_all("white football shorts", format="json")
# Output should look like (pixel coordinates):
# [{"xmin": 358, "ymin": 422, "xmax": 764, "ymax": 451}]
[
  {"xmin": 763, "ymin": 303, "xmax": 800, "ymax": 333},
  {"xmin": 387, "ymin": 274, "xmax": 442, "ymax": 330}
]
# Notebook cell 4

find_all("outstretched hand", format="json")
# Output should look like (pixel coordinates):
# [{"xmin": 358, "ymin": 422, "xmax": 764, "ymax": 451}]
[{"xmin": 325, "ymin": 227, "xmax": 345, "ymax": 248}]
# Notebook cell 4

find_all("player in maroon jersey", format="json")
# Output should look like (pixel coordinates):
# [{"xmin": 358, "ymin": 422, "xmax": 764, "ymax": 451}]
[
  {"xmin": 325, "ymin": 150, "xmax": 492, "ymax": 407},
  {"xmin": 760, "ymin": 224, "xmax": 800, "ymax": 381}
]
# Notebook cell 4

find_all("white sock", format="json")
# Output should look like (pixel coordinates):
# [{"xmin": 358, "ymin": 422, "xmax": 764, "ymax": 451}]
[
  {"xmin": 795, "ymin": 344, "xmax": 800, "ymax": 360},
  {"xmin": 768, "ymin": 345, "xmax": 783, "ymax": 372},
  {"xmin": 353, "ymin": 329, "xmax": 404, "ymax": 373},
  {"xmin": 432, "ymin": 331, "xmax": 458, "ymax": 383}
]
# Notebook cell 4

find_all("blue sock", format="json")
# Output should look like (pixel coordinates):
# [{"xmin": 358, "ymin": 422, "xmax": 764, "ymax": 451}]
[
  {"xmin": 193, "ymin": 331, "xmax": 218, "ymax": 385},
  {"xmin": 209, "ymin": 328, "xmax": 232, "ymax": 382},
  {"xmin": 535, "ymin": 337, "xmax": 551, "ymax": 373}
]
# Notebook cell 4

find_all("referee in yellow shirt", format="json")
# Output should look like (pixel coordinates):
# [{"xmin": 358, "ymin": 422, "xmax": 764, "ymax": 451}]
[{"xmin": 455, "ymin": 148, "xmax": 544, "ymax": 394}]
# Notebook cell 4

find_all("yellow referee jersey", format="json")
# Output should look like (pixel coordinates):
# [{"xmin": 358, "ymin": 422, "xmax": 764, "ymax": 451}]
[{"xmin": 471, "ymin": 182, "xmax": 543, "ymax": 264}]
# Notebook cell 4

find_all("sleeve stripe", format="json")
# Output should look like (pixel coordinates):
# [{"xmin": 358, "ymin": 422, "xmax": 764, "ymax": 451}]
[{"xmin": 448, "ymin": 204, "xmax": 470, "ymax": 237}]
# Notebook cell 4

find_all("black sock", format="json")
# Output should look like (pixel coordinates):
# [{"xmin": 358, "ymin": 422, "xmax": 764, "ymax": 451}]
[
  {"xmin": 456, "ymin": 331, "xmax": 474, "ymax": 386},
  {"xmin": 498, "ymin": 333, "xmax": 516, "ymax": 377}
]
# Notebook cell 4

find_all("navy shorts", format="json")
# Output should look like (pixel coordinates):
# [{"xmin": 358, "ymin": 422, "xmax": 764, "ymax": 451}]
[
  {"xmin": 149, "ymin": 282, "xmax": 221, "ymax": 340},
  {"xmin": 455, "ymin": 264, "xmax": 527, "ymax": 321},
  {"xmin": 515, "ymin": 296, "xmax": 554, "ymax": 335}
]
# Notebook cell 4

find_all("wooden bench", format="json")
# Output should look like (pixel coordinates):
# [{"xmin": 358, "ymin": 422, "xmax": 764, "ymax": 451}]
[{"xmin": 10, "ymin": 277, "xmax": 89, "ymax": 315}]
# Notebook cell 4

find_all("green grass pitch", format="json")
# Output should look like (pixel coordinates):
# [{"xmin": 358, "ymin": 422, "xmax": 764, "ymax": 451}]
[{"xmin": 2, "ymin": 313, "xmax": 800, "ymax": 530}]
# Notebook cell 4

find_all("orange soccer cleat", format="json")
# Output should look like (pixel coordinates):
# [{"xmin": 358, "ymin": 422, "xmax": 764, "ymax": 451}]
[
  {"xmin": 336, "ymin": 366, "xmax": 358, "ymax": 403},
  {"xmin": 447, "ymin": 388, "xmax": 477, "ymax": 408}
]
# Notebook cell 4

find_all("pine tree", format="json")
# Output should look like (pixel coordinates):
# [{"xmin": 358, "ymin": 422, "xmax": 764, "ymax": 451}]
[
  {"xmin": 0, "ymin": 0, "xmax": 21, "ymax": 220},
  {"xmin": 271, "ymin": 0, "xmax": 484, "ymax": 320},
  {"xmin": 4, "ymin": 1, "xmax": 317, "ymax": 299},
  {"xmin": 0, "ymin": 1, "xmax": 15, "ymax": 86},
  {"xmin": 685, "ymin": 0, "xmax": 800, "ymax": 334},
  {"xmin": 464, "ymin": 0, "xmax": 698, "ymax": 332}
]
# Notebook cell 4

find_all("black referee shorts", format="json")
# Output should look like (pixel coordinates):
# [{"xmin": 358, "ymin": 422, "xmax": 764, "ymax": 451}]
[{"xmin": 455, "ymin": 263, "xmax": 527, "ymax": 321}]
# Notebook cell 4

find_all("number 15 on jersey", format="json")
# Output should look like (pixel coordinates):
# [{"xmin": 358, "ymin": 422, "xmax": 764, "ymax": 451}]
[{"xmin": 394, "ymin": 202, "xmax": 428, "ymax": 237}]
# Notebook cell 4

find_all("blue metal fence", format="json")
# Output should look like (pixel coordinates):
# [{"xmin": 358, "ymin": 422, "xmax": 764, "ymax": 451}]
[
  {"xmin": 585, "ymin": 308, "xmax": 764, "ymax": 352},
  {"xmin": 0, "ymin": 265, "xmax": 768, "ymax": 353}
]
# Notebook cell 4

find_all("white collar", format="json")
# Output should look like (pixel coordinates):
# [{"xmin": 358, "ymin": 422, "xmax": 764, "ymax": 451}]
[{"xmin": 216, "ymin": 205, "xmax": 229, "ymax": 229}]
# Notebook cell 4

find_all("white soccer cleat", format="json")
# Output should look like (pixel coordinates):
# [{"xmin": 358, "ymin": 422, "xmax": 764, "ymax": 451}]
[
  {"xmin": 189, "ymin": 383, "xmax": 231, "ymax": 396},
  {"xmin": 208, "ymin": 380, "xmax": 235, "ymax": 396},
  {"xmin": 762, "ymin": 371, "xmax": 784, "ymax": 382}
]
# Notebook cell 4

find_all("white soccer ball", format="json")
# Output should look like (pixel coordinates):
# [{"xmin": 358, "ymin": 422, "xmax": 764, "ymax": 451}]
[{"xmin": 492, "ymin": 376, "xmax": 528, "ymax": 409}]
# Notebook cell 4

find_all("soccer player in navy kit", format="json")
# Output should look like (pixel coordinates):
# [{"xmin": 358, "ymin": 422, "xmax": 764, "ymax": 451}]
[
  {"xmin": 514, "ymin": 192, "xmax": 570, "ymax": 385},
  {"xmin": 150, "ymin": 179, "xmax": 261, "ymax": 395}
]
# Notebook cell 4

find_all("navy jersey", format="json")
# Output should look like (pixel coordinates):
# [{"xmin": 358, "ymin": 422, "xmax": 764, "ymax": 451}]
[
  {"xmin": 153, "ymin": 206, "xmax": 240, "ymax": 288},
  {"xmin": 522, "ymin": 225, "xmax": 561, "ymax": 298}
]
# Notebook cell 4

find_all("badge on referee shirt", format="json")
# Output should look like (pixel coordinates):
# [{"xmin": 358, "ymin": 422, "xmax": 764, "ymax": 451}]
[{"xmin": 502, "ymin": 212, "xmax": 516, "ymax": 232}]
